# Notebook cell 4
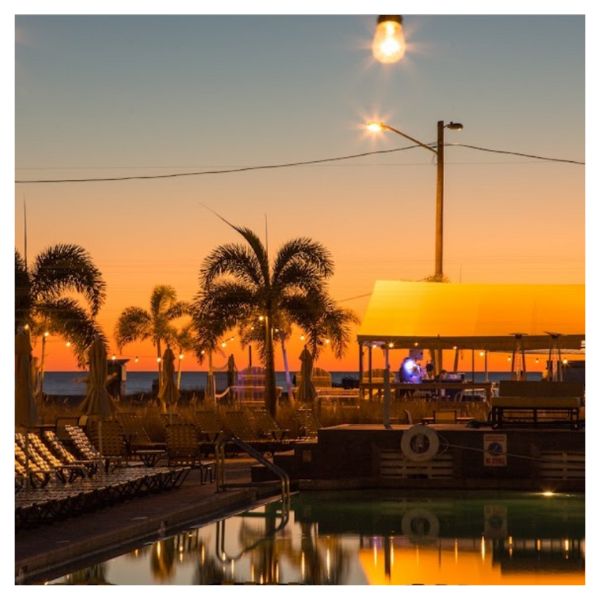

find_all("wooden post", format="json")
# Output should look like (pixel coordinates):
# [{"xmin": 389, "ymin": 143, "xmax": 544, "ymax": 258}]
[
  {"xmin": 358, "ymin": 341, "xmax": 364, "ymax": 399},
  {"xmin": 368, "ymin": 344, "xmax": 373, "ymax": 401}
]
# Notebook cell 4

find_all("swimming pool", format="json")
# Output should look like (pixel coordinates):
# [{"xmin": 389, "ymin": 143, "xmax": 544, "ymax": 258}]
[{"xmin": 47, "ymin": 490, "xmax": 584, "ymax": 585}]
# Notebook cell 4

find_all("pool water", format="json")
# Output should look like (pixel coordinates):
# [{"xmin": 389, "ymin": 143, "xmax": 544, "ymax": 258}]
[{"xmin": 48, "ymin": 490, "xmax": 584, "ymax": 585}]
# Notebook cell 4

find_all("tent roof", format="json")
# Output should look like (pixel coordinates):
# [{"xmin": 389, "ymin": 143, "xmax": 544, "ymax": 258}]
[{"xmin": 358, "ymin": 281, "xmax": 585, "ymax": 351}]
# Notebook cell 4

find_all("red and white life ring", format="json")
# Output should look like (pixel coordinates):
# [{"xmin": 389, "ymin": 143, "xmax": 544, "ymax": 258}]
[{"xmin": 401, "ymin": 424, "xmax": 440, "ymax": 462}]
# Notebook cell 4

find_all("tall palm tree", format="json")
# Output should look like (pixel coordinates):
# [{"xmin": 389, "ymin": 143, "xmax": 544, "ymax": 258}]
[
  {"xmin": 114, "ymin": 285, "xmax": 189, "ymax": 381},
  {"xmin": 198, "ymin": 219, "xmax": 333, "ymax": 416},
  {"xmin": 294, "ymin": 291, "xmax": 359, "ymax": 360},
  {"xmin": 14, "ymin": 244, "xmax": 106, "ymax": 374}
]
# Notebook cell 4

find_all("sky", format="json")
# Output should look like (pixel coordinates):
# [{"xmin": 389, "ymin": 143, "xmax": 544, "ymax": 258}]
[{"xmin": 14, "ymin": 14, "xmax": 585, "ymax": 373}]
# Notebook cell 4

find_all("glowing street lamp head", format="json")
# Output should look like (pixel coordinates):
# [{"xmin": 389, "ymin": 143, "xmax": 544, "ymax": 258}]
[
  {"xmin": 366, "ymin": 121, "xmax": 384, "ymax": 133},
  {"xmin": 372, "ymin": 16, "xmax": 406, "ymax": 64}
]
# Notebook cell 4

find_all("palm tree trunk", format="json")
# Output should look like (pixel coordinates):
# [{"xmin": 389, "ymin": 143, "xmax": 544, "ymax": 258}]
[
  {"xmin": 280, "ymin": 337, "xmax": 294, "ymax": 406},
  {"xmin": 156, "ymin": 338, "xmax": 162, "ymax": 395},
  {"xmin": 207, "ymin": 351, "xmax": 215, "ymax": 408},
  {"xmin": 177, "ymin": 355, "xmax": 183, "ymax": 390},
  {"xmin": 38, "ymin": 334, "xmax": 47, "ymax": 402},
  {"xmin": 264, "ymin": 315, "xmax": 277, "ymax": 417}
]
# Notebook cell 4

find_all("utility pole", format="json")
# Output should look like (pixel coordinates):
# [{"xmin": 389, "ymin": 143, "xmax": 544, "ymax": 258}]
[{"xmin": 435, "ymin": 121, "xmax": 445, "ymax": 281}]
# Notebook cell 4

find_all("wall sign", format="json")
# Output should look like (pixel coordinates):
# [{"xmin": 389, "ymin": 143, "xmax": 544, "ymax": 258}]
[{"xmin": 483, "ymin": 433, "xmax": 507, "ymax": 467}]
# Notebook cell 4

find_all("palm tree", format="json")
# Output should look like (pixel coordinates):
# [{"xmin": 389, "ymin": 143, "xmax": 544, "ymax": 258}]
[
  {"xmin": 14, "ymin": 244, "xmax": 106, "ymax": 377},
  {"xmin": 198, "ymin": 219, "xmax": 333, "ymax": 416},
  {"xmin": 114, "ymin": 285, "xmax": 189, "ymax": 382},
  {"xmin": 295, "ymin": 291, "xmax": 359, "ymax": 361},
  {"xmin": 173, "ymin": 322, "xmax": 194, "ymax": 390},
  {"xmin": 239, "ymin": 312, "xmax": 295, "ymax": 402}
]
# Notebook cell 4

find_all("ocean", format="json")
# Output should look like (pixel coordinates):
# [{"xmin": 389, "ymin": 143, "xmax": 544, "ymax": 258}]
[{"xmin": 43, "ymin": 370, "xmax": 541, "ymax": 396}]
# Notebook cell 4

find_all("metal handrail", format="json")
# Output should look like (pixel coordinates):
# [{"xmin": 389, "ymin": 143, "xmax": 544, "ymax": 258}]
[{"xmin": 214, "ymin": 433, "xmax": 291, "ymax": 507}]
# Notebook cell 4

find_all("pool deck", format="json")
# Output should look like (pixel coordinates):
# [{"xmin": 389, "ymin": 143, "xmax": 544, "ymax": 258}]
[{"xmin": 15, "ymin": 458, "xmax": 282, "ymax": 584}]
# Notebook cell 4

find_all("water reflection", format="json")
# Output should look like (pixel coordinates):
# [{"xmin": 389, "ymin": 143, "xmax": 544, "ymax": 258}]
[{"xmin": 51, "ymin": 491, "xmax": 584, "ymax": 585}]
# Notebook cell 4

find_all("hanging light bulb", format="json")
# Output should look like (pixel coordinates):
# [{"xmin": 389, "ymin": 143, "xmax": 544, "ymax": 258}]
[
  {"xmin": 372, "ymin": 16, "xmax": 406, "ymax": 64},
  {"xmin": 179, "ymin": 353, "xmax": 184, "ymax": 360},
  {"xmin": 135, "ymin": 356, "xmax": 139, "ymax": 363},
  {"xmin": 65, "ymin": 341, "xmax": 71, "ymax": 348}
]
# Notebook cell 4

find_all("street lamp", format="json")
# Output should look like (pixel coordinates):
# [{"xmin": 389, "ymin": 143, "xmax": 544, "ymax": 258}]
[
  {"xmin": 366, "ymin": 119, "xmax": 463, "ymax": 281},
  {"xmin": 372, "ymin": 15, "xmax": 406, "ymax": 63}
]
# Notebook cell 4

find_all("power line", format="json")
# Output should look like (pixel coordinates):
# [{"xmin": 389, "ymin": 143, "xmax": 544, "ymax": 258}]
[{"xmin": 15, "ymin": 143, "xmax": 584, "ymax": 184}]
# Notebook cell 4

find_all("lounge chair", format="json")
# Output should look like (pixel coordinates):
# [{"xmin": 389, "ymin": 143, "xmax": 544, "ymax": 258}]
[
  {"xmin": 16, "ymin": 433, "xmax": 82, "ymax": 484},
  {"xmin": 294, "ymin": 408, "xmax": 321, "ymax": 438},
  {"xmin": 192, "ymin": 410, "xmax": 223, "ymax": 442},
  {"xmin": 165, "ymin": 424, "xmax": 214, "ymax": 483},
  {"xmin": 250, "ymin": 410, "xmax": 291, "ymax": 441},
  {"xmin": 43, "ymin": 430, "xmax": 98, "ymax": 476}
]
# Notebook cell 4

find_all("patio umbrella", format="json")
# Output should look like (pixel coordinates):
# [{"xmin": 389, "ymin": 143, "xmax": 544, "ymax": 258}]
[
  {"xmin": 79, "ymin": 337, "xmax": 116, "ymax": 457},
  {"xmin": 227, "ymin": 354, "xmax": 237, "ymax": 389},
  {"xmin": 15, "ymin": 329, "xmax": 38, "ymax": 487},
  {"xmin": 158, "ymin": 347, "xmax": 178, "ymax": 422},
  {"xmin": 297, "ymin": 347, "xmax": 317, "ymax": 405}
]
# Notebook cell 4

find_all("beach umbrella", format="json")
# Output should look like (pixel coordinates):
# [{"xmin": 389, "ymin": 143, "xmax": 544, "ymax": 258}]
[
  {"xmin": 16, "ymin": 329, "xmax": 38, "ymax": 487},
  {"xmin": 226, "ymin": 354, "xmax": 238, "ymax": 404},
  {"xmin": 297, "ymin": 347, "xmax": 317, "ymax": 405},
  {"xmin": 158, "ymin": 347, "xmax": 178, "ymax": 421},
  {"xmin": 227, "ymin": 354, "xmax": 237, "ymax": 389},
  {"xmin": 80, "ymin": 337, "xmax": 116, "ymax": 458}
]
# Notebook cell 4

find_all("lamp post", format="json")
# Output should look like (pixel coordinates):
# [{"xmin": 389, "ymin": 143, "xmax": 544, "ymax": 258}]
[{"xmin": 367, "ymin": 120, "xmax": 463, "ymax": 281}]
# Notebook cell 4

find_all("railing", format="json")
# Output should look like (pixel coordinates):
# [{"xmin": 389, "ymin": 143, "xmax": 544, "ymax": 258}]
[{"xmin": 214, "ymin": 433, "xmax": 291, "ymax": 508}]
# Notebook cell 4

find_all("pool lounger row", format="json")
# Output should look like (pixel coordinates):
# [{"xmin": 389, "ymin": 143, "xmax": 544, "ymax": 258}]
[{"xmin": 15, "ymin": 466, "xmax": 190, "ymax": 529}]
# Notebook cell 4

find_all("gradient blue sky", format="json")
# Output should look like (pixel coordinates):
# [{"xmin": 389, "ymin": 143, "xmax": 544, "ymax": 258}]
[{"xmin": 14, "ymin": 14, "xmax": 585, "ymax": 370}]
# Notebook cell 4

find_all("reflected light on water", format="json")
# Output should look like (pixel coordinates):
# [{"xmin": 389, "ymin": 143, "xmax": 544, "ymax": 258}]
[{"xmin": 46, "ymin": 492, "xmax": 585, "ymax": 585}]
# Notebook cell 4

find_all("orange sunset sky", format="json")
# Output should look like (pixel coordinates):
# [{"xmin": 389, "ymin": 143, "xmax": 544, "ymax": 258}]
[{"xmin": 14, "ymin": 15, "xmax": 584, "ymax": 374}]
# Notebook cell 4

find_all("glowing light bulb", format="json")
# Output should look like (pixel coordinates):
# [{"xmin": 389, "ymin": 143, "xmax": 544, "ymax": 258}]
[
  {"xmin": 258, "ymin": 316, "xmax": 265, "ymax": 322},
  {"xmin": 366, "ymin": 121, "xmax": 384, "ymax": 133},
  {"xmin": 111, "ymin": 354, "xmax": 116, "ymax": 361},
  {"xmin": 44, "ymin": 331, "xmax": 49, "ymax": 338},
  {"xmin": 24, "ymin": 324, "xmax": 29, "ymax": 330},
  {"xmin": 157, "ymin": 357, "xmax": 162, "ymax": 363},
  {"xmin": 479, "ymin": 351, "xmax": 485, "ymax": 357},
  {"xmin": 372, "ymin": 16, "xmax": 406, "ymax": 64},
  {"xmin": 179, "ymin": 353, "xmax": 184, "ymax": 360},
  {"xmin": 135, "ymin": 356, "xmax": 139, "ymax": 363},
  {"xmin": 300, "ymin": 335, "xmax": 305, "ymax": 342},
  {"xmin": 66, "ymin": 341, "xmax": 71, "ymax": 348},
  {"xmin": 388, "ymin": 342, "xmax": 394, "ymax": 348},
  {"xmin": 324, "ymin": 338, "xmax": 331, "ymax": 345}
]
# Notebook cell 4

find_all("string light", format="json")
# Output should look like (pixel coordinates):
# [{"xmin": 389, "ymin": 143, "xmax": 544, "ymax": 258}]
[
  {"xmin": 157, "ymin": 357, "xmax": 162, "ymax": 363},
  {"xmin": 179, "ymin": 353, "xmax": 184, "ymax": 360},
  {"xmin": 65, "ymin": 341, "xmax": 71, "ymax": 348},
  {"xmin": 135, "ymin": 356, "xmax": 139, "ymax": 363},
  {"xmin": 43, "ymin": 331, "xmax": 49, "ymax": 338}
]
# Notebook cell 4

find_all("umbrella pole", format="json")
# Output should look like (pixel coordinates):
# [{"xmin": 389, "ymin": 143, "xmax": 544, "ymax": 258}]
[{"xmin": 25, "ymin": 430, "xmax": 30, "ymax": 490}]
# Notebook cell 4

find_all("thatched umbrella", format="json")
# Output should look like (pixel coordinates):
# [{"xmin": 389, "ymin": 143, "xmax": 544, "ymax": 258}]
[
  {"xmin": 79, "ymin": 337, "xmax": 115, "ymax": 457},
  {"xmin": 15, "ymin": 329, "xmax": 38, "ymax": 487},
  {"xmin": 158, "ymin": 347, "xmax": 178, "ymax": 422},
  {"xmin": 297, "ymin": 347, "xmax": 317, "ymax": 405}
]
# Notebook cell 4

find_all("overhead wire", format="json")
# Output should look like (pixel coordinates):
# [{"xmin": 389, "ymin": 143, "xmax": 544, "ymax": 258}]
[{"xmin": 15, "ymin": 142, "xmax": 584, "ymax": 184}]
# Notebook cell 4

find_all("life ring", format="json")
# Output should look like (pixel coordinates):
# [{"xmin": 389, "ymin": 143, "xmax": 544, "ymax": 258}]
[
  {"xmin": 401, "ymin": 424, "xmax": 440, "ymax": 462},
  {"xmin": 401, "ymin": 508, "xmax": 440, "ymax": 543}
]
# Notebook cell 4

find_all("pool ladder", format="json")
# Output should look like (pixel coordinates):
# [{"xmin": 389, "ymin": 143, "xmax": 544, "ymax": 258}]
[{"xmin": 214, "ymin": 433, "xmax": 291, "ymax": 508}]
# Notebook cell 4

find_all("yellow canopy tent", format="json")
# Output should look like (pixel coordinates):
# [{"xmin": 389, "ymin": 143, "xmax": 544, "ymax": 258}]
[{"xmin": 358, "ymin": 281, "xmax": 584, "ymax": 351}]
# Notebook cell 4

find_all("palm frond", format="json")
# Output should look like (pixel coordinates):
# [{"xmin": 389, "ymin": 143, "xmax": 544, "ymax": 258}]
[
  {"xmin": 163, "ymin": 300, "xmax": 191, "ymax": 321},
  {"xmin": 200, "ymin": 243, "xmax": 264, "ymax": 289},
  {"xmin": 30, "ymin": 244, "xmax": 106, "ymax": 315},
  {"xmin": 150, "ymin": 285, "xmax": 178, "ymax": 318},
  {"xmin": 273, "ymin": 238, "xmax": 333, "ymax": 282},
  {"xmin": 203, "ymin": 208, "xmax": 270, "ymax": 283},
  {"xmin": 114, "ymin": 307, "xmax": 153, "ymax": 350},
  {"xmin": 34, "ymin": 298, "xmax": 106, "ymax": 367}
]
